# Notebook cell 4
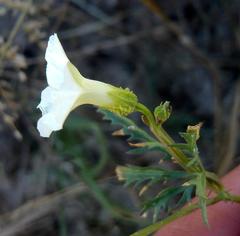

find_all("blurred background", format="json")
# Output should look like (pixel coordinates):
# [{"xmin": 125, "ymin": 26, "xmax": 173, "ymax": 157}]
[{"xmin": 0, "ymin": 0, "xmax": 239, "ymax": 235}]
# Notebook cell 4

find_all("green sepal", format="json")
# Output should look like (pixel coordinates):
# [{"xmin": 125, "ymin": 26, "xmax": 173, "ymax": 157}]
[{"xmin": 104, "ymin": 87, "xmax": 138, "ymax": 116}]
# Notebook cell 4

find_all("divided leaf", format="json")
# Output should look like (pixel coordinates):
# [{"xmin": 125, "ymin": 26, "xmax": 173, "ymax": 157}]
[
  {"xmin": 99, "ymin": 109, "xmax": 169, "ymax": 157},
  {"xmin": 190, "ymin": 173, "xmax": 209, "ymax": 225},
  {"xmin": 116, "ymin": 165, "xmax": 192, "ymax": 187},
  {"xmin": 176, "ymin": 184, "xmax": 194, "ymax": 207},
  {"xmin": 116, "ymin": 165, "xmax": 195, "ymax": 222},
  {"xmin": 171, "ymin": 127, "xmax": 202, "ymax": 168},
  {"xmin": 143, "ymin": 185, "xmax": 194, "ymax": 222},
  {"xmin": 127, "ymin": 141, "xmax": 169, "ymax": 156}
]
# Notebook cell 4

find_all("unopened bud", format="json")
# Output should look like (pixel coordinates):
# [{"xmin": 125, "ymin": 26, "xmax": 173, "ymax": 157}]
[{"xmin": 154, "ymin": 101, "xmax": 172, "ymax": 124}]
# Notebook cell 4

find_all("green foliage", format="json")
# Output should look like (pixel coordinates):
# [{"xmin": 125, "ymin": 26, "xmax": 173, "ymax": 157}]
[
  {"xmin": 169, "ymin": 123, "xmax": 208, "ymax": 225},
  {"xmin": 98, "ymin": 109, "xmax": 170, "ymax": 158},
  {"xmin": 116, "ymin": 165, "xmax": 195, "ymax": 222},
  {"xmin": 143, "ymin": 185, "xmax": 194, "ymax": 222},
  {"xmin": 192, "ymin": 173, "xmax": 208, "ymax": 225},
  {"xmin": 171, "ymin": 124, "xmax": 202, "ymax": 168},
  {"xmin": 176, "ymin": 184, "xmax": 195, "ymax": 207},
  {"xmin": 126, "ymin": 142, "xmax": 168, "ymax": 155},
  {"xmin": 99, "ymin": 108, "xmax": 210, "ymax": 224},
  {"xmin": 116, "ymin": 165, "xmax": 192, "ymax": 187}
]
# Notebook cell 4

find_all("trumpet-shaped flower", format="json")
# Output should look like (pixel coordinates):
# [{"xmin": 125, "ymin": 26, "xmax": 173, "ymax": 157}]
[{"xmin": 37, "ymin": 34, "xmax": 137, "ymax": 137}]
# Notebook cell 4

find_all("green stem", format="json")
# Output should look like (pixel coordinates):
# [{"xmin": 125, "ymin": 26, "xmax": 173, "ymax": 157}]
[
  {"xmin": 135, "ymin": 103, "xmax": 199, "ymax": 172},
  {"xmin": 135, "ymin": 103, "xmax": 223, "ymax": 192},
  {"xmin": 152, "ymin": 124, "xmax": 198, "ymax": 170},
  {"xmin": 130, "ymin": 102, "xmax": 238, "ymax": 236},
  {"xmin": 131, "ymin": 193, "xmax": 240, "ymax": 236},
  {"xmin": 227, "ymin": 193, "xmax": 240, "ymax": 203}
]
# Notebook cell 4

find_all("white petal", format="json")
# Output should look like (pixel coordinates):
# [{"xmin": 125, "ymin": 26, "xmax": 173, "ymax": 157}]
[
  {"xmin": 46, "ymin": 63, "xmax": 65, "ymax": 88},
  {"xmin": 60, "ymin": 65, "xmax": 81, "ymax": 91},
  {"xmin": 37, "ymin": 113, "xmax": 61, "ymax": 137},
  {"xmin": 37, "ymin": 34, "xmax": 118, "ymax": 138},
  {"xmin": 37, "ymin": 85, "xmax": 80, "ymax": 137},
  {"xmin": 45, "ymin": 33, "xmax": 68, "ymax": 66},
  {"xmin": 50, "ymin": 90, "xmax": 79, "ymax": 125},
  {"xmin": 37, "ymin": 86, "xmax": 57, "ymax": 115},
  {"xmin": 45, "ymin": 33, "xmax": 69, "ymax": 88}
]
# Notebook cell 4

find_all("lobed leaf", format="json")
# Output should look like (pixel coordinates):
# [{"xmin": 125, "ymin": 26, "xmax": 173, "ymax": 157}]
[
  {"xmin": 99, "ymin": 109, "xmax": 169, "ymax": 156},
  {"xmin": 190, "ymin": 173, "xmax": 209, "ymax": 225},
  {"xmin": 142, "ymin": 185, "xmax": 193, "ymax": 221},
  {"xmin": 116, "ymin": 165, "xmax": 193, "ymax": 187}
]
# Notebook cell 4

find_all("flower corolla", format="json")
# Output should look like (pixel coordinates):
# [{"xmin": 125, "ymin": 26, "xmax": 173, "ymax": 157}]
[{"xmin": 37, "ymin": 34, "xmax": 137, "ymax": 137}]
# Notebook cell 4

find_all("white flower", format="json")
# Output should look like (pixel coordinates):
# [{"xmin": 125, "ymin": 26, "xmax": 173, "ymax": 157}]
[{"xmin": 37, "ymin": 34, "xmax": 137, "ymax": 137}]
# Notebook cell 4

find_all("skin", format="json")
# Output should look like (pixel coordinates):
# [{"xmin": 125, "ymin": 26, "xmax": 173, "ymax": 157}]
[{"xmin": 155, "ymin": 165, "xmax": 240, "ymax": 236}]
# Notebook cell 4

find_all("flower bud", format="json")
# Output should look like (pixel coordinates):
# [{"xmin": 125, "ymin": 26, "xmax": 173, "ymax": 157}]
[{"xmin": 154, "ymin": 101, "xmax": 172, "ymax": 124}]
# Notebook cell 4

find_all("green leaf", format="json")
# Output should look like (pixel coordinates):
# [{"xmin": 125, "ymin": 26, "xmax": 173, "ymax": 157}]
[
  {"xmin": 99, "ymin": 109, "xmax": 155, "ymax": 141},
  {"xmin": 98, "ymin": 109, "xmax": 170, "ymax": 156},
  {"xmin": 186, "ymin": 157, "xmax": 198, "ymax": 167},
  {"xmin": 142, "ymin": 186, "xmax": 188, "ymax": 221},
  {"xmin": 116, "ymin": 165, "xmax": 192, "ymax": 187},
  {"xmin": 174, "ymin": 131, "xmax": 201, "ymax": 167},
  {"xmin": 127, "ymin": 142, "xmax": 171, "ymax": 159},
  {"xmin": 143, "ymin": 186, "xmax": 185, "ymax": 210},
  {"xmin": 195, "ymin": 173, "xmax": 208, "ymax": 225},
  {"xmin": 176, "ymin": 185, "xmax": 194, "ymax": 207},
  {"xmin": 170, "ymin": 143, "xmax": 191, "ymax": 151},
  {"xmin": 99, "ymin": 108, "xmax": 135, "ymax": 127},
  {"xmin": 179, "ymin": 132, "xmax": 196, "ymax": 149}
]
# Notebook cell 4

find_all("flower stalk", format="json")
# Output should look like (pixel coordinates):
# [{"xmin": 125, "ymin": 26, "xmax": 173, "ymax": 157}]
[{"xmin": 135, "ymin": 103, "xmax": 223, "ymax": 192}]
